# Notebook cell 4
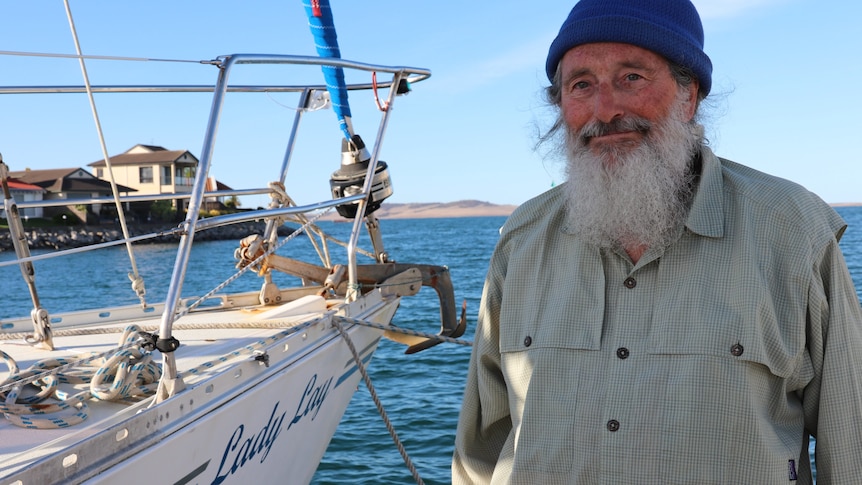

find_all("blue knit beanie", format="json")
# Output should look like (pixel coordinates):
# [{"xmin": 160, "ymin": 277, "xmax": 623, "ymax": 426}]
[{"xmin": 546, "ymin": 0, "xmax": 712, "ymax": 95}]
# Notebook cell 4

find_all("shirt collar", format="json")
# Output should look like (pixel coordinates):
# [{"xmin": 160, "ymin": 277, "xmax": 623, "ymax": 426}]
[{"xmin": 684, "ymin": 146, "xmax": 725, "ymax": 238}]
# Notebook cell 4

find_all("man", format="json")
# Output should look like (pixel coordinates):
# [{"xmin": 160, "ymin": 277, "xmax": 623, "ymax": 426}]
[{"xmin": 452, "ymin": 0, "xmax": 862, "ymax": 483}]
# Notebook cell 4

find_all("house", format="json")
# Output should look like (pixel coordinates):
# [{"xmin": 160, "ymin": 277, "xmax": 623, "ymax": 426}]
[
  {"xmin": 88, "ymin": 145, "xmax": 198, "ymax": 214},
  {"xmin": 8, "ymin": 167, "xmax": 135, "ymax": 222},
  {"xmin": 90, "ymin": 145, "xmax": 237, "ymax": 218},
  {"xmin": 0, "ymin": 178, "xmax": 45, "ymax": 219},
  {"xmin": 5, "ymin": 145, "xmax": 232, "ymax": 224}
]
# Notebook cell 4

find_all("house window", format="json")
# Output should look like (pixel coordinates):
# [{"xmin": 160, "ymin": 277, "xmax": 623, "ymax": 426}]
[
  {"xmin": 175, "ymin": 166, "xmax": 196, "ymax": 186},
  {"xmin": 161, "ymin": 166, "xmax": 172, "ymax": 185},
  {"xmin": 96, "ymin": 168, "xmax": 104, "ymax": 178},
  {"xmin": 139, "ymin": 166, "xmax": 153, "ymax": 184}
]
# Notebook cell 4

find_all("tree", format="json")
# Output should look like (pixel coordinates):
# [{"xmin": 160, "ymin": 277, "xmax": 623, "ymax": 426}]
[
  {"xmin": 224, "ymin": 195, "xmax": 240, "ymax": 210},
  {"xmin": 150, "ymin": 200, "xmax": 175, "ymax": 222}
]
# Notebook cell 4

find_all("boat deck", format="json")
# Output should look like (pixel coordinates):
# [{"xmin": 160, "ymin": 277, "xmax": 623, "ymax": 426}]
[{"xmin": 0, "ymin": 293, "xmax": 346, "ymax": 478}]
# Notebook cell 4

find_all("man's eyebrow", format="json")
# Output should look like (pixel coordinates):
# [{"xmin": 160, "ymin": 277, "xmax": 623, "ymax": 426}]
[
  {"xmin": 618, "ymin": 60, "xmax": 656, "ymax": 72},
  {"xmin": 562, "ymin": 60, "xmax": 658, "ymax": 84},
  {"xmin": 562, "ymin": 67, "xmax": 592, "ymax": 84}
]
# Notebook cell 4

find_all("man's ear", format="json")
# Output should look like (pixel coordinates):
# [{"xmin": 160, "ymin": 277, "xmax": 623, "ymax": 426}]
[{"xmin": 685, "ymin": 81, "xmax": 700, "ymax": 121}]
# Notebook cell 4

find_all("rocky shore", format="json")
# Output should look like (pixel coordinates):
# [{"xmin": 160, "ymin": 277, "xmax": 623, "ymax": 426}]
[
  {"xmin": 1, "ymin": 200, "xmax": 516, "ymax": 252},
  {"xmin": 0, "ymin": 222, "xmax": 292, "ymax": 252}
]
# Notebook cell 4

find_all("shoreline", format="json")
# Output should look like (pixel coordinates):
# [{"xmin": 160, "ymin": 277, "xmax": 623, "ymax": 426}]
[
  {"xmin": 4, "ymin": 200, "xmax": 859, "ymax": 251},
  {"xmin": 0, "ymin": 222, "xmax": 291, "ymax": 252},
  {"xmin": 0, "ymin": 202, "xmax": 513, "ymax": 251}
]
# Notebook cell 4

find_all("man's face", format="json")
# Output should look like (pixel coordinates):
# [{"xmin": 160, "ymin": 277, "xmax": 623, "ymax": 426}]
[{"xmin": 558, "ymin": 42, "xmax": 698, "ymax": 164}]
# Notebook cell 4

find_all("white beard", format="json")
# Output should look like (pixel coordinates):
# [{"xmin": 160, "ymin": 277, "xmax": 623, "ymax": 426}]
[{"xmin": 563, "ymin": 91, "xmax": 703, "ymax": 253}]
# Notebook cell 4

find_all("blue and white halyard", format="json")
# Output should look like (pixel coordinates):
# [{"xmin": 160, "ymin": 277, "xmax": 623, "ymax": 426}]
[{"xmin": 0, "ymin": 2, "xmax": 466, "ymax": 484}]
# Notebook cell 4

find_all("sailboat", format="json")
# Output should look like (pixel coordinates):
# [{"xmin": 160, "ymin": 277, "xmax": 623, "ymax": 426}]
[{"xmin": 0, "ymin": 2, "xmax": 465, "ymax": 484}]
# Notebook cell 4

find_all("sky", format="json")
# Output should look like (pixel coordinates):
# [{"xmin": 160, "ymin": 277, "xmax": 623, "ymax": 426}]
[{"xmin": 0, "ymin": 0, "xmax": 860, "ymax": 209}]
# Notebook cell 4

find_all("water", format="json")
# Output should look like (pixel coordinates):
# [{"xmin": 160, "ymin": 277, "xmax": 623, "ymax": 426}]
[
  {"xmin": 0, "ymin": 216, "xmax": 504, "ymax": 484},
  {"xmin": 3, "ymin": 209, "xmax": 862, "ymax": 484}
]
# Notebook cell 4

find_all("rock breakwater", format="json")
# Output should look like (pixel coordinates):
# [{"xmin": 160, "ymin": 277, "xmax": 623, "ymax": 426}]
[{"xmin": 0, "ymin": 222, "xmax": 292, "ymax": 252}]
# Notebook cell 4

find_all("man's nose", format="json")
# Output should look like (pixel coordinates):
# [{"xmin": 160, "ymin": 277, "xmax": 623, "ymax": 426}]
[{"xmin": 593, "ymin": 83, "xmax": 625, "ymax": 124}]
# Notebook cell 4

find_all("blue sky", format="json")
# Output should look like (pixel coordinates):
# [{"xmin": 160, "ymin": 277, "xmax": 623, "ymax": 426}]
[{"xmin": 1, "ymin": 1, "xmax": 860, "ymax": 209}]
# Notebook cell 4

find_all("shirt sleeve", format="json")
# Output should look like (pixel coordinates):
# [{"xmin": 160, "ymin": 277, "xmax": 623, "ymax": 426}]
[
  {"xmin": 803, "ymin": 231, "xmax": 862, "ymax": 483},
  {"xmin": 452, "ymin": 245, "xmax": 513, "ymax": 484}
]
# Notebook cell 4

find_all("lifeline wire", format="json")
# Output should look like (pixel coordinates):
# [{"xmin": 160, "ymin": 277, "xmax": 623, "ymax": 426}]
[{"xmin": 0, "ymin": 49, "xmax": 200, "ymax": 64}]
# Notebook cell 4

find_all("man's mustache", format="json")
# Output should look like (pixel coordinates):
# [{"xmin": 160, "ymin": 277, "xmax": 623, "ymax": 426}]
[{"xmin": 580, "ymin": 117, "xmax": 652, "ymax": 144}]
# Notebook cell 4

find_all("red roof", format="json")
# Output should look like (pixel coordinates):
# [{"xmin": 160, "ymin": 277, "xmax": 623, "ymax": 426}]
[{"xmin": 6, "ymin": 179, "xmax": 43, "ymax": 191}]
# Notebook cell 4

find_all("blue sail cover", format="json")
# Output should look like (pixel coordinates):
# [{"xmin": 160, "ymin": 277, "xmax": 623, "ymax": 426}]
[{"xmin": 303, "ymin": 0, "xmax": 352, "ymax": 140}]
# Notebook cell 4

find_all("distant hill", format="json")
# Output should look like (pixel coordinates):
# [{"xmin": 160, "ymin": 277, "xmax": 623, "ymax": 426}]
[
  {"xmin": 310, "ymin": 200, "xmax": 861, "ymax": 221},
  {"xmin": 319, "ymin": 200, "xmax": 517, "ymax": 221}
]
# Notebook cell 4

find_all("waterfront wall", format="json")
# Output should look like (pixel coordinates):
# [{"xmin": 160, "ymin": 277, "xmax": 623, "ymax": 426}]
[{"xmin": 0, "ymin": 222, "xmax": 292, "ymax": 252}]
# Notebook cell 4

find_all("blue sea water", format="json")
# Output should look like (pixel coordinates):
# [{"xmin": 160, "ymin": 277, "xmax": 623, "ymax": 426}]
[{"xmin": 3, "ymin": 208, "xmax": 862, "ymax": 484}]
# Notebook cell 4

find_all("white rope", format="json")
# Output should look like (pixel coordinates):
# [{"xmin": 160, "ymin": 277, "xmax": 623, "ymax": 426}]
[
  {"xmin": 0, "ymin": 317, "xmax": 318, "ymax": 428},
  {"xmin": 331, "ymin": 317, "xmax": 426, "ymax": 485},
  {"xmin": 0, "ymin": 326, "xmax": 157, "ymax": 429},
  {"xmin": 1, "ymin": 342, "xmax": 139, "ymax": 394},
  {"xmin": 63, "ymin": 0, "xmax": 147, "ymax": 308}
]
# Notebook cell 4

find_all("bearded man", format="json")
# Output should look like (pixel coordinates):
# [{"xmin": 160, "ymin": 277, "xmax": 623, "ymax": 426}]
[{"xmin": 452, "ymin": 0, "xmax": 862, "ymax": 483}]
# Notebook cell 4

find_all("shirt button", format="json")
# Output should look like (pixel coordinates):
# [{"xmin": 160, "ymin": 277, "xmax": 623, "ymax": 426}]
[
  {"xmin": 607, "ymin": 420, "xmax": 620, "ymax": 432},
  {"xmin": 524, "ymin": 336, "xmax": 532, "ymax": 347},
  {"xmin": 616, "ymin": 347, "xmax": 630, "ymax": 359},
  {"xmin": 623, "ymin": 277, "xmax": 637, "ymax": 289},
  {"xmin": 730, "ymin": 343, "xmax": 744, "ymax": 356}
]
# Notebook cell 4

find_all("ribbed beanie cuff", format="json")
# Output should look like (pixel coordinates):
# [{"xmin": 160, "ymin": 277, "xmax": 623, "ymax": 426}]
[{"xmin": 546, "ymin": 0, "xmax": 712, "ymax": 95}]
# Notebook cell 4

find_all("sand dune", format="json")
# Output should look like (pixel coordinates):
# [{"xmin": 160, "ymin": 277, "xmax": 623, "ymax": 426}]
[
  {"xmin": 317, "ymin": 200, "xmax": 860, "ymax": 221},
  {"xmin": 319, "ymin": 200, "xmax": 517, "ymax": 221}
]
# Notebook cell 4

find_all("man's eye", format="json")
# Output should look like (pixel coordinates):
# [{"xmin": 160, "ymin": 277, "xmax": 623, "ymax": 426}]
[
  {"xmin": 625, "ymin": 73, "xmax": 643, "ymax": 82},
  {"xmin": 572, "ymin": 81, "xmax": 590, "ymax": 90}
]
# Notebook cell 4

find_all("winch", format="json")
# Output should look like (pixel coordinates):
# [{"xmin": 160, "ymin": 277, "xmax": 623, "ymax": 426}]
[{"xmin": 329, "ymin": 134, "xmax": 392, "ymax": 218}]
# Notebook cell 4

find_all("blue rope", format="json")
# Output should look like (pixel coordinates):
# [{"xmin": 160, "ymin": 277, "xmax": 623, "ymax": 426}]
[{"xmin": 303, "ymin": 0, "xmax": 352, "ymax": 140}]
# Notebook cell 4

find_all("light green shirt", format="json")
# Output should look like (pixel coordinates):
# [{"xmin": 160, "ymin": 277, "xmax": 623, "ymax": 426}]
[{"xmin": 453, "ymin": 147, "xmax": 862, "ymax": 484}]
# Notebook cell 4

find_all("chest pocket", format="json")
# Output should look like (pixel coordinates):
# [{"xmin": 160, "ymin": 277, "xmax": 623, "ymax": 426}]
[
  {"xmin": 646, "ymin": 275, "xmax": 810, "ymax": 387},
  {"xmin": 499, "ymin": 235, "xmax": 605, "ymax": 354},
  {"xmin": 498, "ymin": 274, "xmax": 604, "ymax": 354}
]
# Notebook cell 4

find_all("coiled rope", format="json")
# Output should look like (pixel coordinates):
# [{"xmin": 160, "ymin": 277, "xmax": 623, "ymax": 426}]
[
  {"xmin": 0, "ymin": 317, "xmax": 321, "ymax": 428},
  {"xmin": 1, "ymin": 325, "xmax": 157, "ymax": 429}
]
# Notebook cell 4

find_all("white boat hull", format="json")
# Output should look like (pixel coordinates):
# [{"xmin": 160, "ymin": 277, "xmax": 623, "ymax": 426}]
[{"xmin": 2, "ymin": 292, "xmax": 399, "ymax": 485}]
